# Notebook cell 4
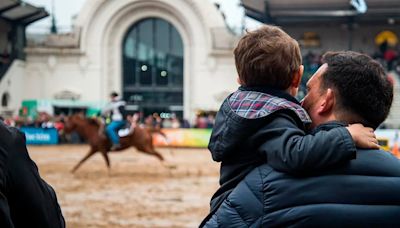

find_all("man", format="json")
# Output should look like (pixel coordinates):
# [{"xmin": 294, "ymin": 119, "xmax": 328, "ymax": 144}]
[
  {"xmin": 102, "ymin": 92, "xmax": 127, "ymax": 150},
  {"xmin": 0, "ymin": 121, "xmax": 65, "ymax": 227},
  {"xmin": 203, "ymin": 51, "xmax": 400, "ymax": 227}
]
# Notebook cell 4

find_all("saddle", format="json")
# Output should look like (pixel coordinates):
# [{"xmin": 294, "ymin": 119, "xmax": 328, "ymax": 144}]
[
  {"xmin": 100, "ymin": 122, "xmax": 133, "ymax": 139},
  {"xmin": 118, "ymin": 128, "xmax": 132, "ymax": 137}
]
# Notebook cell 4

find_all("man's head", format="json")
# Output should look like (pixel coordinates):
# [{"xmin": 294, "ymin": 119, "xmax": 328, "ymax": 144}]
[
  {"xmin": 302, "ymin": 51, "xmax": 393, "ymax": 129},
  {"xmin": 234, "ymin": 25, "xmax": 303, "ymax": 94},
  {"xmin": 110, "ymin": 92, "xmax": 119, "ymax": 101}
]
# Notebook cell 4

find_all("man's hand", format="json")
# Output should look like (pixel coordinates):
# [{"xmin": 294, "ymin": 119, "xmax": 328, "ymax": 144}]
[{"xmin": 346, "ymin": 123, "xmax": 379, "ymax": 149}]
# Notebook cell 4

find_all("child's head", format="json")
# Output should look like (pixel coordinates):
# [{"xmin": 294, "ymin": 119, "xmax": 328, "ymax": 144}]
[{"xmin": 234, "ymin": 25, "xmax": 302, "ymax": 92}]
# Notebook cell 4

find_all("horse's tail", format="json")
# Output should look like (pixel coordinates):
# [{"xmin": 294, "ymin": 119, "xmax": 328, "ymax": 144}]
[
  {"xmin": 145, "ymin": 127, "xmax": 175, "ymax": 157},
  {"xmin": 148, "ymin": 128, "xmax": 169, "ymax": 144}
]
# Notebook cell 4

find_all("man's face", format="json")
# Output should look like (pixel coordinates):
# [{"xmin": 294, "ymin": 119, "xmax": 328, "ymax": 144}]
[{"xmin": 301, "ymin": 63, "xmax": 328, "ymax": 129}]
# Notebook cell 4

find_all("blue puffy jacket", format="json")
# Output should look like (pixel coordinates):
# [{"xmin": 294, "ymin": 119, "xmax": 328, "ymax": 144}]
[{"xmin": 203, "ymin": 122, "xmax": 400, "ymax": 227}]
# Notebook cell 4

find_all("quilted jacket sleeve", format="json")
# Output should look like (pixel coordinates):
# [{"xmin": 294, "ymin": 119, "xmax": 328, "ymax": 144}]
[
  {"xmin": 203, "ymin": 167, "xmax": 266, "ymax": 228},
  {"xmin": 258, "ymin": 113, "xmax": 356, "ymax": 174}
]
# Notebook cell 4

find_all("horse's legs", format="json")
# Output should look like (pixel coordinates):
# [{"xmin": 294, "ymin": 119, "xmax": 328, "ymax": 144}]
[
  {"xmin": 157, "ymin": 132, "xmax": 174, "ymax": 157},
  {"xmin": 152, "ymin": 150, "xmax": 164, "ymax": 161},
  {"xmin": 149, "ymin": 130, "xmax": 173, "ymax": 157},
  {"xmin": 71, "ymin": 149, "xmax": 96, "ymax": 173},
  {"xmin": 145, "ymin": 145, "xmax": 164, "ymax": 162},
  {"xmin": 100, "ymin": 151, "xmax": 111, "ymax": 170}
]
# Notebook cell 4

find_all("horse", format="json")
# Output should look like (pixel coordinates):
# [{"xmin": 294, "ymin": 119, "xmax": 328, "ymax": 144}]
[{"xmin": 64, "ymin": 113, "xmax": 164, "ymax": 173}]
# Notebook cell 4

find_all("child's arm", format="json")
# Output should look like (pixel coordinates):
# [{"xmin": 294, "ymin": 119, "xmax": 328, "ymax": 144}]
[{"xmin": 258, "ymin": 114, "xmax": 375, "ymax": 174}]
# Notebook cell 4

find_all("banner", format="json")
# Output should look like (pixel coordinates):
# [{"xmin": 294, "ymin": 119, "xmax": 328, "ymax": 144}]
[
  {"xmin": 152, "ymin": 128, "xmax": 400, "ymax": 150},
  {"xmin": 20, "ymin": 127, "xmax": 59, "ymax": 145},
  {"xmin": 153, "ymin": 129, "xmax": 212, "ymax": 148}
]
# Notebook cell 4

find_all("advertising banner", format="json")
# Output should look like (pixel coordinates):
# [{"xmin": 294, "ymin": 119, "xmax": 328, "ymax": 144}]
[
  {"xmin": 20, "ymin": 127, "xmax": 59, "ymax": 145},
  {"xmin": 153, "ymin": 129, "xmax": 212, "ymax": 148}
]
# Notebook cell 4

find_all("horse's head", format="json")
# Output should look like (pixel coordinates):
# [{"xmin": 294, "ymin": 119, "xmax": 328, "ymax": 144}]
[{"xmin": 64, "ymin": 113, "xmax": 85, "ymax": 134}]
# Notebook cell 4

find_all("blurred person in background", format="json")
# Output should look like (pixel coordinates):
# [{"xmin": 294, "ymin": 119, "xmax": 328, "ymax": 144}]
[
  {"xmin": 162, "ymin": 117, "xmax": 172, "ymax": 128},
  {"xmin": 171, "ymin": 114, "xmax": 181, "ymax": 129},
  {"xmin": 144, "ymin": 113, "xmax": 164, "ymax": 130},
  {"xmin": 153, "ymin": 113, "xmax": 163, "ymax": 130},
  {"xmin": 40, "ymin": 112, "xmax": 54, "ymax": 129},
  {"xmin": 144, "ymin": 114, "xmax": 154, "ymax": 129},
  {"xmin": 384, "ymin": 48, "xmax": 398, "ymax": 71},
  {"xmin": 195, "ymin": 114, "xmax": 208, "ymax": 128},
  {"xmin": 206, "ymin": 114, "xmax": 215, "ymax": 128},
  {"xmin": 181, "ymin": 118, "xmax": 191, "ymax": 128},
  {"xmin": 126, "ymin": 113, "xmax": 139, "ymax": 129},
  {"xmin": 3, "ymin": 117, "xmax": 14, "ymax": 127},
  {"xmin": 54, "ymin": 115, "xmax": 66, "ymax": 143}
]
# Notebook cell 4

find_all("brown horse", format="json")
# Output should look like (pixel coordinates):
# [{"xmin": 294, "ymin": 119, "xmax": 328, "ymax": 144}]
[{"xmin": 64, "ymin": 114, "xmax": 164, "ymax": 173}]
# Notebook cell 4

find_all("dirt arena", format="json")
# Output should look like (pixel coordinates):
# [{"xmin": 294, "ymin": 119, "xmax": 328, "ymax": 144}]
[{"xmin": 28, "ymin": 145, "xmax": 220, "ymax": 228}]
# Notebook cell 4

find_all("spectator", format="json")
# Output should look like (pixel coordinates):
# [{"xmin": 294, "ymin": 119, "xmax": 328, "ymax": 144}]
[
  {"xmin": 384, "ymin": 48, "xmax": 398, "ymax": 71},
  {"xmin": 181, "ymin": 118, "xmax": 191, "ymax": 128},
  {"xmin": 206, "ymin": 114, "xmax": 215, "ymax": 128},
  {"xmin": 0, "ymin": 119, "xmax": 65, "ymax": 227},
  {"xmin": 162, "ymin": 117, "xmax": 173, "ymax": 128},
  {"xmin": 171, "ymin": 115, "xmax": 181, "ymax": 129},
  {"xmin": 195, "ymin": 115, "xmax": 208, "ymax": 128}
]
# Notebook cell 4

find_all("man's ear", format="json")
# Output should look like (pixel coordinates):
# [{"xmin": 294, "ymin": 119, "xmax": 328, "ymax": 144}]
[
  {"xmin": 291, "ymin": 65, "xmax": 304, "ymax": 88},
  {"xmin": 318, "ymin": 88, "xmax": 335, "ymax": 114}
]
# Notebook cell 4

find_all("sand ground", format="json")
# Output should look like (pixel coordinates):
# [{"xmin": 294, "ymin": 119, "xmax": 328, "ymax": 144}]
[{"xmin": 28, "ymin": 145, "xmax": 219, "ymax": 228}]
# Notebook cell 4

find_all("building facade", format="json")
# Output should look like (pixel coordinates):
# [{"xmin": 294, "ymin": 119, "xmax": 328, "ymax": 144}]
[
  {"xmin": 1, "ymin": 0, "xmax": 400, "ymax": 126},
  {"xmin": 1, "ymin": 0, "xmax": 239, "ymax": 121}
]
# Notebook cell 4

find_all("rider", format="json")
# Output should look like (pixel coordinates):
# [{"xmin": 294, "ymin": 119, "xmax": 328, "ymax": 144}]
[{"xmin": 101, "ymin": 92, "xmax": 127, "ymax": 150}]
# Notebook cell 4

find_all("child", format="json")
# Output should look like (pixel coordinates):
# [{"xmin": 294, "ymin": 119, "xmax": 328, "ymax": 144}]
[{"xmin": 207, "ymin": 25, "xmax": 378, "ymax": 213}]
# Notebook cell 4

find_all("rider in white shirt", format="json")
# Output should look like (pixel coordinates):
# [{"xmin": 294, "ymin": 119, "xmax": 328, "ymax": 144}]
[{"xmin": 101, "ymin": 92, "xmax": 127, "ymax": 150}]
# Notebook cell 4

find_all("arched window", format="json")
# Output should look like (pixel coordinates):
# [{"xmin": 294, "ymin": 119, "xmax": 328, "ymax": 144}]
[
  {"xmin": 122, "ymin": 18, "xmax": 184, "ymax": 117},
  {"xmin": 1, "ymin": 92, "xmax": 9, "ymax": 107}
]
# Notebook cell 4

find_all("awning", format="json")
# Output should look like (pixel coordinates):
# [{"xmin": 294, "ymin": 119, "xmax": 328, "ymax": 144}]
[
  {"xmin": 241, "ymin": 0, "xmax": 400, "ymax": 25},
  {"xmin": 0, "ymin": 0, "xmax": 48, "ymax": 25}
]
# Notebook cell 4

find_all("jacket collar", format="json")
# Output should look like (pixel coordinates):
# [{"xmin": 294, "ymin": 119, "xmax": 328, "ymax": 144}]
[
  {"xmin": 311, "ymin": 121, "xmax": 347, "ymax": 134},
  {"xmin": 239, "ymin": 86, "xmax": 300, "ymax": 105}
]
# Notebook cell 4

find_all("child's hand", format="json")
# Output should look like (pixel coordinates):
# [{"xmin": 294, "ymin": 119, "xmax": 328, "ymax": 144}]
[{"xmin": 346, "ymin": 124, "xmax": 379, "ymax": 149}]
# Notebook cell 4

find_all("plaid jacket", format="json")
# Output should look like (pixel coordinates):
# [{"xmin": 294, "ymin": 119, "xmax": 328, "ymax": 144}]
[{"xmin": 228, "ymin": 90, "xmax": 311, "ymax": 124}]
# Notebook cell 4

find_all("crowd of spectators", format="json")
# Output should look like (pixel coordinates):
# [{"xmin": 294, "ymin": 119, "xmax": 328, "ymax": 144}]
[
  {"xmin": 372, "ymin": 42, "xmax": 400, "ymax": 74},
  {"xmin": 0, "ymin": 111, "xmax": 215, "ymax": 144},
  {"xmin": 303, "ymin": 47, "xmax": 400, "ymax": 76},
  {"xmin": 133, "ymin": 112, "xmax": 215, "ymax": 129},
  {"xmin": 2, "ymin": 112, "xmax": 65, "ymax": 129},
  {"xmin": 1, "ymin": 112, "xmax": 69, "ymax": 142},
  {"xmin": 299, "ymin": 48, "xmax": 400, "ymax": 100},
  {"xmin": 1, "ymin": 111, "xmax": 216, "ymax": 130}
]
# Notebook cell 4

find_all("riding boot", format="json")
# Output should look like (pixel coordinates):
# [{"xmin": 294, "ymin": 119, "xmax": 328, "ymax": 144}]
[{"xmin": 111, "ymin": 144, "xmax": 122, "ymax": 151}]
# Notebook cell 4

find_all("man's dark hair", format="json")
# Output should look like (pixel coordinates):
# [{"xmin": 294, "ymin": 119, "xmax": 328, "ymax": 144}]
[
  {"xmin": 321, "ymin": 51, "xmax": 393, "ymax": 129},
  {"xmin": 234, "ymin": 25, "xmax": 301, "ymax": 89}
]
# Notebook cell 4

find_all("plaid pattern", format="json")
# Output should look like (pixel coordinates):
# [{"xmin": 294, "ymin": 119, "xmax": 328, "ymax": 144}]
[{"xmin": 228, "ymin": 90, "xmax": 312, "ymax": 123}]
